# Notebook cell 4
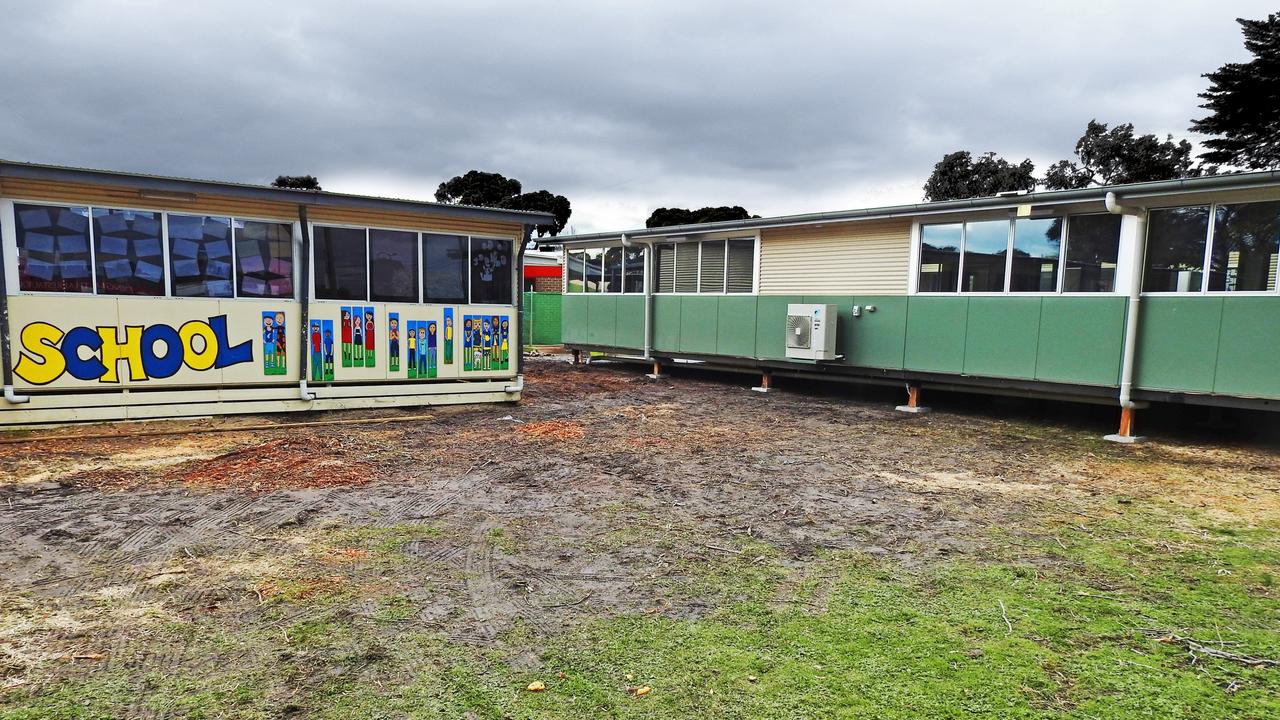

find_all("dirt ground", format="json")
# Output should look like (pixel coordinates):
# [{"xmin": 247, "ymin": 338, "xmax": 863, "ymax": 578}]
[{"xmin": 2, "ymin": 356, "xmax": 1278, "ymax": 715}]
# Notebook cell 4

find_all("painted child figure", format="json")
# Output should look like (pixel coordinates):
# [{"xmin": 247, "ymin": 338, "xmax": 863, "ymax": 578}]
[
  {"xmin": 352, "ymin": 311, "xmax": 364, "ymax": 364},
  {"xmin": 262, "ymin": 315, "xmax": 277, "ymax": 371},
  {"xmin": 500, "ymin": 318, "xmax": 510, "ymax": 369},
  {"xmin": 426, "ymin": 321, "xmax": 438, "ymax": 377},
  {"xmin": 322, "ymin": 327, "xmax": 335, "ymax": 378},
  {"xmin": 388, "ymin": 316, "xmax": 400, "ymax": 372},
  {"xmin": 341, "ymin": 309, "xmax": 353, "ymax": 366},
  {"xmin": 310, "ymin": 321, "xmax": 322, "ymax": 381},
  {"xmin": 444, "ymin": 314, "xmax": 454, "ymax": 364},
  {"xmin": 481, "ymin": 319, "xmax": 493, "ymax": 371},
  {"xmin": 274, "ymin": 312, "xmax": 286, "ymax": 371},
  {"xmin": 462, "ymin": 318, "xmax": 473, "ymax": 371},
  {"xmin": 416, "ymin": 326, "xmax": 427, "ymax": 375},
  {"xmin": 363, "ymin": 310, "xmax": 375, "ymax": 366}
]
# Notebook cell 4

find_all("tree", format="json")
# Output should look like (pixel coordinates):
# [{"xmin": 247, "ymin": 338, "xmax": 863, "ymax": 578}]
[
  {"xmin": 272, "ymin": 175, "xmax": 321, "ymax": 190},
  {"xmin": 1191, "ymin": 14, "xmax": 1280, "ymax": 169},
  {"xmin": 1042, "ymin": 120, "xmax": 1199, "ymax": 190},
  {"xmin": 645, "ymin": 206, "xmax": 759, "ymax": 228},
  {"xmin": 921, "ymin": 151, "xmax": 1036, "ymax": 201},
  {"xmin": 434, "ymin": 170, "xmax": 572, "ymax": 236}
]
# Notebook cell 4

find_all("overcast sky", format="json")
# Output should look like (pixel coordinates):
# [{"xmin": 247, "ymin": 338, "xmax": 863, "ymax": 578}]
[{"xmin": 0, "ymin": 1, "xmax": 1273, "ymax": 233}]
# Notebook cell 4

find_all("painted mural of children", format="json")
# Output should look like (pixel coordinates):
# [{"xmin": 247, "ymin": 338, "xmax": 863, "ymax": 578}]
[
  {"xmin": 388, "ymin": 316, "xmax": 400, "ymax": 371},
  {"xmin": 416, "ymin": 325, "xmax": 427, "ymax": 375},
  {"xmin": 462, "ymin": 318, "xmax": 473, "ymax": 370},
  {"xmin": 263, "ymin": 315, "xmax": 277, "ymax": 371},
  {"xmin": 352, "ymin": 310, "xmax": 364, "ymax": 364},
  {"xmin": 323, "ymin": 327, "xmax": 335, "ymax": 378},
  {"xmin": 364, "ymin": 310, "xmax": 375, "ymax": 366},
  {"xmin": 444, "ymin": 314, "xmax": 454, "ymax": 364},
  {"xmin": 500, "ymin": 318, "xmax": 510, "ymax": 369},
  {"xmin": 406, "ymin": 322, "xmax": 417, "ymax": 377},
  {"xmin": 481, "ymin": 318, "xmax": 493, "ymax": 371},
  {"xmin": 274, "ymin": 312, "xmax": 286, "ymax": 370},
  {"xmin": 427, "ymin": 321, "xmax": 438, "ymax": 377},
  {"xmin": 310, "ymin": 321, "xmax": 322, "ymax": 381},
  {"xmin": 341, "ymin": 309, "xmax": 353, "ymax": 366}
]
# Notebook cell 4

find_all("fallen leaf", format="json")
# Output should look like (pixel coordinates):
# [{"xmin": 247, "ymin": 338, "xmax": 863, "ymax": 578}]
[
  {"xmin": 633, "ymin": 686, "xmax": 652, "ymax": 697},
  {"xmin": 526, "ymin": 681, "xmax": 546, "ymax": 692}
]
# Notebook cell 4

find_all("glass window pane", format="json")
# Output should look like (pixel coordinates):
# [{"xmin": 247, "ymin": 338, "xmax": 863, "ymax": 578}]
[
  {"xmin": 369, "ymin": 229, "xmax": 418, "ymax": 302},
  {"xmin": 92, "ymin": 208, "xmax": 164, "ymax": 296},
  {"xmin": 314, "ymin": 226, "xmax": 367, "ymax": 300},
  {"xmin": 581, "ymin": 248, "xmax": 603, "ymax": 292},
  {"xmin": 168, "ymin": 214, "xmax": 233, "ymax": 297},
  {"xmin": 565, "ymin": 250, "xmax": 585, "ymax": 292},
  {"xmin": 470, "ymin": 237, "xmax": 512, "ymax": 304},
  {"xmin": 961, "ymin": 220, "xmax": 1009, "ymax": 292},
  {"xmin": 656, "ymin": 244, "xmax": 675, "ymax": 293},
  {"xmin": 422, "ymin": 233, "xmax": 468, "ymax": 303},
  {"xmin": 1010, "ymin": 218, "xmax": 1062, "ymax": 292},
  {"xmin": 674, "ymin": 244, "xmax": 698, "ymax": 293},
  {"xmin": 623, "ymin": 246, "xmax": 645, "ymax": 293},
  {"xmin": 236, "ymin": 220, "xmax": 294, "ymax": 298},
  {"xmin": 1144, "ymin": 207, "xmax": 1210, "ymax": 292},
  {"xmin": 918, "ymin": 223, "xmax": 960, "ymax": 292},
  {"xmin": 1209, "ymin": 201, "xmax": 1280, "ymax": 292},
  {"xmin": 699, "ymin": 240, "xmax": 726, "ymax": 293},
  {"xmin": 14, "ymin": 203, "xmax": 93, "ymax": 293},
  {"xmin": 603, "ymin": 247, "xmax": 623, "ymax": 292},
  {"xmin": 726, "ymin": 238, "xmax": 754, "ymax": 293},
  {"xmin": 1063, "ymin": 214, "xmax": 1121, "ymax": 293}
]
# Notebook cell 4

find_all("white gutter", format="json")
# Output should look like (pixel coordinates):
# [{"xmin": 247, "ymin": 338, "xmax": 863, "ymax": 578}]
[
  {"xmin": 620, "ymin": 233, "xmax": 656, "ymax": 360},
  {"xmin": 1107, "ymin": 191, "xmax": 1147, "ymax": 411},
  {"xmin": 4, "ymin": 385, "xmax": 29, "ymax": 404}
]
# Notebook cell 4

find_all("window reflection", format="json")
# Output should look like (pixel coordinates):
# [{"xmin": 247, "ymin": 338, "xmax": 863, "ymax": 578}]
[
  {"xmin": 1144, "ymin": 207, "xmax": 1210, "ymax": 292},
  {"xmin": 918, "ymin": 223, "xmax": 961, "ymax": 292},
  {"xmin": 1209, "ymin": 201, "xmax": 1280, "ymax": 292},
  {"xmin": 1010, "ymin": 218, "xmax": 1061, "ymax": 292},
  {"xmin": 961, "ymin": 220, "xmax": 1008, "ymax": 292}
]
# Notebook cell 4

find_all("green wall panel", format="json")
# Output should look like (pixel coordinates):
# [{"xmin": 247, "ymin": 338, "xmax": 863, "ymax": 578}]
[
  {"xmin": 755, "ymin": 295, "xmax": 803, "ymax": 359},
  {"xmin": 1035, "ymin": 297, "xmax": 1126, "ymax": 386},
  {"xmin": 679, "ymin": 296, "xmax": 720, "ymax": 355},
  {"xmin": 1135, "ymin": 297, "xmax": 1224, "ymax": 393},
  {"xmin": 614, "ymin": 296, "xmax": 646, "ymax": 350},
  {"xmin": 653, "ymin": 296, "xmax": 682, "ymax": 352},
  {"xmin": 716, "ymin": 296, "xmax": 759, "ymax": 358},
  {"xmin": 904, "ymin": 297, "xmax": 969, "ymax": 374},
  {"xmin": 848, "ymin": 295, "xmax": 908, "ymax": 369},
  {"xmin": 963, "ymin": 297, "xmax": 1042, "ymax": 380},
  {"xmin": 521, "ymin": 292, "xmax": 562, "ymax": 345},
  {"xmin": 560, "ymin": 295, "xmax": 588, "ymax": 345},
  {"xmin": 585, "ymin": 295, "xmax": 617, "ymax": 347},
  {"xmin": 1213, "ymin": 296, "xmax": 1280, "ymax": 399}
]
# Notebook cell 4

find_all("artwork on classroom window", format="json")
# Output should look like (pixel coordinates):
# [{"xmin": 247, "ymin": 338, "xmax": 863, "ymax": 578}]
[
  {"xmin": 340, "ymin": 306, "xmax": 376, "ymax": 368},
  {"xmin": 388, "ymin": 312, "xmax": 401, "ymax": 372},
  {"xmin": 261, "ymin": 311, "xmax": 287, "ymax": 376},
  {"xmin": 310, "ymin": 319, "xmax": 335, "ymax": 382},
  {"xmin": 462, "ymin": 314, "xmax": 510, "ymax": 372},
  {"xmin": 443, "ymin": 308, "xmax": 454, "ymax": 365}
]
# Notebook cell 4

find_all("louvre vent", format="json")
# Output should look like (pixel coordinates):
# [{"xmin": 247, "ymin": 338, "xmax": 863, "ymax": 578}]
[{"xmin": 786, "ymin": 314, "xmax": 811, "ymax": 349}]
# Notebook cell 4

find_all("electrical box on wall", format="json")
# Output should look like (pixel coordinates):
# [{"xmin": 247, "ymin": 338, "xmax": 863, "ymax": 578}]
[{"xmin": 785, "ymin": 304, "xmax": 839, "ymax": 361}]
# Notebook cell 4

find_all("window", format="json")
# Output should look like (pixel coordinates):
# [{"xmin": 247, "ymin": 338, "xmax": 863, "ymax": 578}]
[
  {"xmin": 92, "ymin": 208, "xmax": 164, "ymax": 296},
  {"xmin": 623, "ymin": 247, "xmax": 645, "ymax": 293},
  {"xmin": 169, "ymin": 214, "xmax": 234, "ymax": 297},
  {"xmin": 918, "ymin": 223, "xmax": 961, "ymax": 292},
  {"xmin": 14, "ymin": 203, "xmax": 92, "ymax": 293},
  {"xmin": 314, "ymin": 225, "xmax": 367, "ymax": 300},
  {"xmin": 1144, "ymin": 207, "xmax": 1210, "ymax": 293},
  {"xmin": 1062, "ymin": 214, "xmax": 1121, "ymax": 292},
  {"xmin": 656, "ymin": 244, "xmax": 675, "ymax": 293},
  {"xmin": 1010, "ymin": 218, "xmax": 1062, "ymax": 292},
  {"xmin": 369, "ymin": 229, "xmax": 417, "ymax": 302},
  {"xmin": 470, "ymin": 236, "xmax": 512, "ymax": 304},
  {"xmin": 1209, "ymin": 201, "xmax": 1280, "ymax": 292},
  {"xmin": 582, "ymin": 248, "xmax": 603, "ymax": 292},
  {"xmin": 236, "ymin": 220, "xmax": 293, "ymax": 298},
  {"xmin": 726, "ymin": 238, "xmax": 754, "ymax": 293},
  {"xmin": 566, "ymin": 249, "xmax": 586, "ymax": 292},
  {"xmin": 699, "ymin": 240, "xmax": 726, "ymax": 293},
  {"xmin": 423, "ymin": 233, "xmax": 468, "ymax": 303},
  {"xmin": 674, "ymin": 243, "xmax": 698, "ymax": 293},
  {"xmin": 960, "ymin": 220, "xmax": 1008, "ymax": 292},
  {"xmin": 602, "ymin": 247, "xmax": 623, "ymax": 292}
]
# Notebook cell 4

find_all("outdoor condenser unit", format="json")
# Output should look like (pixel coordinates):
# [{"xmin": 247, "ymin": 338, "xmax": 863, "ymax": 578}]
[{"xmin": 785, "ymin": 304, "xmax": 839, "ymax": 361}]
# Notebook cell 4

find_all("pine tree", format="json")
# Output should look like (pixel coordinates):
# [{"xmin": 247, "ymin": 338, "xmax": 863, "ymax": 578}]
[{"xmin": 1192, "ymin": 14, "xmax": 1280, "ymax": 169}]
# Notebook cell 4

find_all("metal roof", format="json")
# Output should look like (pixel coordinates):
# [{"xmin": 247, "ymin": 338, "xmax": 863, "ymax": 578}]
[
  {"xmin": 0, "ymin": 159, "xmax": 557, "ymax": 227},
  {"xmin": 547, "ymin": 169, "xmax": 1280, "ymax": 245}
]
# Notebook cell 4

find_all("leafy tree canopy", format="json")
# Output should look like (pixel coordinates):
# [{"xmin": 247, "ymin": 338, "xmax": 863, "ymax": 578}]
[
  {"xmin": 922, "ymin": 151, "xmax": 1036, "ymax": 202},
  {"xmin": 434, "ymin": 170, "xmax": 571, "ymax": 236},
  {"xmin": 272, "ymin": 175, "xmax": 321, "ymax": 190},
  {"xmin": 1042, "ymin": 120, "xmax": 1201, "ymax": 190},
  {"xmin": 645, "ymin": 206, "xmax": 760, "ymax": 228},
  {"xmin": 1191, "ymin": 14, "xmax": 1280, "ymax": 169}
]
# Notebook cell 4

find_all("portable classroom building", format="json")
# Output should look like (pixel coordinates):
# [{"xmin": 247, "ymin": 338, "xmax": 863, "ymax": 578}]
[
  {"xmin": 0, "ymin": 161, "xmax": 554, "ymax": 425},
  {"xmin": 551, "ymin": 172, "xmax": 1280, "ymax": 441}
]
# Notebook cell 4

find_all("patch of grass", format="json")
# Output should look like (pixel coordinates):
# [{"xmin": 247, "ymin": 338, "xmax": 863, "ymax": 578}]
[
  {"xmin": 486, "ymin": 526, "xmax": 519, "ymax": 554},
  {"xmin": 325, "ymin": 523, "xmax": 442, "ymax": 558},
  {"xmin": 372, "ymin": 594, "xmax": 416, "ymax": 623}
]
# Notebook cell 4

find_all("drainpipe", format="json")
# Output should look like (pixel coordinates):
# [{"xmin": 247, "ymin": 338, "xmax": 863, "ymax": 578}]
[
  {"xmin": 508, "ymin": 224, "xmax": 532, "ymax": 394},
  {"xmin": 1106, "ymin": 191, "xmax": 1147, "ymax": 440},
  {"xmin": 297, "ymin": 204, "xmax": 316, "ymax": 402},
  {"xmin": 619, "ymin": 233, "xmax": 655, "ymax": 361},
  {"xmin": 0, "ymin": 223, "xmax": 30, "ymax": 404}
]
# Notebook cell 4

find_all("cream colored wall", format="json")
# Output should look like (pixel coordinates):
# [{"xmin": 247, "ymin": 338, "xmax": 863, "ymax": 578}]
[{"xmin": 757, "ymin": 218, "xmax": 913, "ymax": 295}]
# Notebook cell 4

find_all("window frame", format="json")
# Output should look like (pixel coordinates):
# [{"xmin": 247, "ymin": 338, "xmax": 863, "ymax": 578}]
[
  {"xmin": 562, "ymin": 242, "xmax": 650, "ymax": 294},
  {"xmin": 467, "ymin": 234, "xmax": 515, "ymax": 306},
  {"xmin": 1141, "ymin": 201, "xmax": 1280, "ymax": 296},
  {"xmin": 652, "ymin": 234, "xmax": 759, "ymax": 295}
]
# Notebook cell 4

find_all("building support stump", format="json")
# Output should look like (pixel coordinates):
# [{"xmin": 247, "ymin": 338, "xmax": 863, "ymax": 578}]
[
  {"xmin": 1103, "ymin": 406, "xmax": 1146, "ymax": 444},
  {"xmin": 645, "ymin": 359, "xmax": 667, "ymax": 380},
  {"xmin": 895, "ymin": 384, "xmax": 931, "ymax": 414},
  {"xmin": 751, "ymin": 369, "xmax": 772, "ymax": 393}
]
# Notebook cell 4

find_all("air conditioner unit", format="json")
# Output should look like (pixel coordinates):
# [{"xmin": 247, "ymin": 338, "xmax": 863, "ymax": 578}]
[{"xmin": 785, "ymin": 304, "xmax": 839, "ymax": 361}]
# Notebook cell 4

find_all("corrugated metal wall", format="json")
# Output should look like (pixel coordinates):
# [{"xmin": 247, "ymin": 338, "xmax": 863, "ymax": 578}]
[{"xmin": 758, "ymin": 218, "xmax": 912, "ymax": 294}]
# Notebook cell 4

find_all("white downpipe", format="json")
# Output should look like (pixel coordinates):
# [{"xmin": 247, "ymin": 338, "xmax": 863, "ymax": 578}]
[
  {"xmin": 298, "ymin": 378, "xmax": 315, "ymax": 402},
  {"xmin": 1108, "ymin": 191, "xmax": 1147, "ymax": 410},
  {"xmin": 504, "ymin": 374, "xmax": 525, "ymax": 394},
  {"xmin": 620, "ymin": 233, "xmax": 655, "ymax": 360},
  {"xmin": 4, "ymin": 385, "xmax": 29, "ymax": 404}
]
